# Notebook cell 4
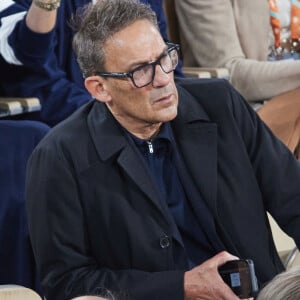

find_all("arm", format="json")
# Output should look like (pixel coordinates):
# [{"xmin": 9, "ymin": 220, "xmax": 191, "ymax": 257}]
[
  {"xmin": 25, "ymin": 143, "xmax": 185, "ymax": 300},
  {"xmin": 0, "ymin": 55, "xmax": 91, "ymax": 126},
  {"xmin": 0, "ymin": 1, "xmax": 91, "ymax": 125},
  {"xmin": 25, "ymin": 0, "xmax": 58, "ymax": 33},
  {"xmin": 0, "ymin": 0, "xmax": 57, "ymax": 65},
  {"xmin": 227, "ymin": 83, "xmax": 300, "ymax": 249},
  {"xmin": 174, "ymin": 0, "xmax": 300, "ymax": 101}
]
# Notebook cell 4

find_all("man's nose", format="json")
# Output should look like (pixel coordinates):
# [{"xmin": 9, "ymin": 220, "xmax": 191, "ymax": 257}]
[{"xmin": 152, "ymin": 64, "xmax": 170, "ymax": 87}]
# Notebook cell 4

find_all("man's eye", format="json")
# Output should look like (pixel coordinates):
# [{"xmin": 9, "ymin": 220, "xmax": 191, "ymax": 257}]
[{"xmin": 134, "ymin": 65, "xmax": 152, "ymax": 77}]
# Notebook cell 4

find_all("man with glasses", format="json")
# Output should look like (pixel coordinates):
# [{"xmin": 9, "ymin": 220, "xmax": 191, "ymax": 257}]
[
  {"xmin": 26, "ymin": 0, "xmax": 300, "ymax": 300},
  {"xmin": 95, "ymin": 43, "xmax": 179, "ymax": 88},
  {"xmin": 0, "ymin": 0, "xmax": 178, "ymax": 126}
]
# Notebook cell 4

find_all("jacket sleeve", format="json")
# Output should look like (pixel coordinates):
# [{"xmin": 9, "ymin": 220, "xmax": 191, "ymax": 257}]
[
  {"xmin": 0, "ymin": 1, "xmax": 55, "ymax": 65},
  {"xmin": 177, "ymin": 78, "xmax": 300, "ymax": 251},
  {"xmin": 174, "ymin": 0, "xmax": 300, "ymax": 101},
  {"xmin": 226, "ymin": 82, "xmax": 300, "ymax": 248},
  {"xmin": 25, "ymin": 140, "xmax": 185, "ymax": 300},
  {"xmin": 0, "ymin": 2, "xmax": 91, "ymax": 126}
]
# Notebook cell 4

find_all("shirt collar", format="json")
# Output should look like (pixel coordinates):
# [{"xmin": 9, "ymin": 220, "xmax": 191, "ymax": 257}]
[
  {"xmin": 126, "ymin": 123, "xmax": 174, "ymax": 155},
  {"xmin": 128, "ymin": 123, "xmax": 173, "ymax": 144}
]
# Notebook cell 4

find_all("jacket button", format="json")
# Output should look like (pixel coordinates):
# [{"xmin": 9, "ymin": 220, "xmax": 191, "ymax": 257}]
[{"xmin": 160, "ymin": 236, "xmax": 170, "ymax": 249}]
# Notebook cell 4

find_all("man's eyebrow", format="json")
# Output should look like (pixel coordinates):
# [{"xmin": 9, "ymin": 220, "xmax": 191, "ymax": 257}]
[{"xmin": 126, "ymin": 45, "xmax": 169, "ymax": 71}]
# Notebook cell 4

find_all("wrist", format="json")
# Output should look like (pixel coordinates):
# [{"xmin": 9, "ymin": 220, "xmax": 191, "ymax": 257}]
[{"xmin": 32, "ymin": 0, "xmax": 61, "ymax": 11}]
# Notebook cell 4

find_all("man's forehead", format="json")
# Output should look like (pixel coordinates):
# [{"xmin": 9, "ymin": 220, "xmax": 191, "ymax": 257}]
[
  {"xmin": 108, "ymin": 20, "xmax": 162, "ymax": 47},
  {"xmin": 104, "ymin": 20, "xmax": 166, "ymax": 67}
]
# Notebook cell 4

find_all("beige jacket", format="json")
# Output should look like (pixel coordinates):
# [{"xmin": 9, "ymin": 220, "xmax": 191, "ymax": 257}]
[{"xmin": 175, "ymin": 0, "xmax": 300, "ymax": 101}]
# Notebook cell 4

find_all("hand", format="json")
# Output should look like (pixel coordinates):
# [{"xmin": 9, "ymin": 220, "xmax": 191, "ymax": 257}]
[{"xmin": 184, "ymin": 251, "xmax": 241, "ymax": 300}]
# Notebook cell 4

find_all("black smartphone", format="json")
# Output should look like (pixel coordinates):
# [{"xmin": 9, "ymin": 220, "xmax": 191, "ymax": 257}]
[{"xmin": 218, "ymin": 259, "xmax": 258, "ymax": 299}]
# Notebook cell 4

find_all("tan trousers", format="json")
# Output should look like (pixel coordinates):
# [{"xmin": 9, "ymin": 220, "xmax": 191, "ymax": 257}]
[{"xmin": 257, "ymin": 88, "xmax": 300, "ymax": 160}]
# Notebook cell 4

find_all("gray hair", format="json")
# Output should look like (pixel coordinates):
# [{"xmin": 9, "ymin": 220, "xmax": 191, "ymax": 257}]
[
  {"xmin": 72, "ymin": 0, "xmax": 158, "ymax": 78},
  {"xmin": 256, "ymin": 266, "xmax": 300, "ymax": 300}
]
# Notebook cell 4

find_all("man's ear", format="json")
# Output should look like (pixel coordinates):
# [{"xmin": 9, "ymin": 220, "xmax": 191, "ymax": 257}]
[{"xmin": 84, "ymin": 76, "xmax": 112, "ymax": 103}]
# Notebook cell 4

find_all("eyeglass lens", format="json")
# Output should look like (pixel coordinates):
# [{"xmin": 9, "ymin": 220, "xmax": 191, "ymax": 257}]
[{"xmin": 132, "ymin": 47, "xmax": 178, "ymax": 87}]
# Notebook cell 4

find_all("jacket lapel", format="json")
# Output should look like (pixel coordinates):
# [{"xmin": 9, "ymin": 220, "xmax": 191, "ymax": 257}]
[
  {"xmin": 173, "ymin": 80, "xmax": 240, "ymax": 255},
  {"xmin": 117, "ymin": 145, "xmax": 185, "ymax": 247},
  {"xmin": 172, "ymin": 86, "xmax": 218, "ymax": 215},
  {"xmin": 86, "ymin": 101, "xmax": 179, "ymax": 231}
]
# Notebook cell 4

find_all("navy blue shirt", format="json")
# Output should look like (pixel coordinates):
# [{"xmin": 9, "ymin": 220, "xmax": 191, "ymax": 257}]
[{"xmin": 128, "ymin": 123, "xmax": 224, "ymax": 268}]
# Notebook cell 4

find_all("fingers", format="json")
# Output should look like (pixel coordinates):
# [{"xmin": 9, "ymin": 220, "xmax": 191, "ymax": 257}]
[
  {"xmin": 209, "ymin": 251, "xmax": 240, "ymax": 268},
  {"xmin": 184, "ymin": 251, "xmax": 240, "ymax": 300}
]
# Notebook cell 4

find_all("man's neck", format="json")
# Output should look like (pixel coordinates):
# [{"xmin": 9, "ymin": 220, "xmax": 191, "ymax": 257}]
[
  {"xmin": 112, "ymin": 114, "xmax": 163, "ymax": 140},
  {"xmin": 126, "ymin": 123, "xmax": 162, "ymax": 140}
]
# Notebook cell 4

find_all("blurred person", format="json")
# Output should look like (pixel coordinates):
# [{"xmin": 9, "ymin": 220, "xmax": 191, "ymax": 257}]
[
  {"xmin": 174, "ymin": 0, "xmax": 300, "ymax": 159},
  {"xmin": 26, "ymin": 0, "xmax": 300, "ymax": 299},
  {"xmin": 256, "ymin": 266, "xmax": 300, "ymax": 300}
]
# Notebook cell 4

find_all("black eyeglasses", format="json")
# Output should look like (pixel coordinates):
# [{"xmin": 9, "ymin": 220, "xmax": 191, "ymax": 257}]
[{"xmin": 95, "ymin": 43, "xmax": 180, "ymax": 88}]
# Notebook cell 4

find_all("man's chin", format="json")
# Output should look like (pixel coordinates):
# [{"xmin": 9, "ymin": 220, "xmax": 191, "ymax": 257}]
[{"xmin": 158, "ymin": 107, "xmax": 178, "ymax": 123}]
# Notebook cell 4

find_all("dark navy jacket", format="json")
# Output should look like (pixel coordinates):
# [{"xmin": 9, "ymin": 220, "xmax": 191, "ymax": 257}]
[{"xmin": 26, "ymin": 78, "xmax": 300, "ymax": 300}]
